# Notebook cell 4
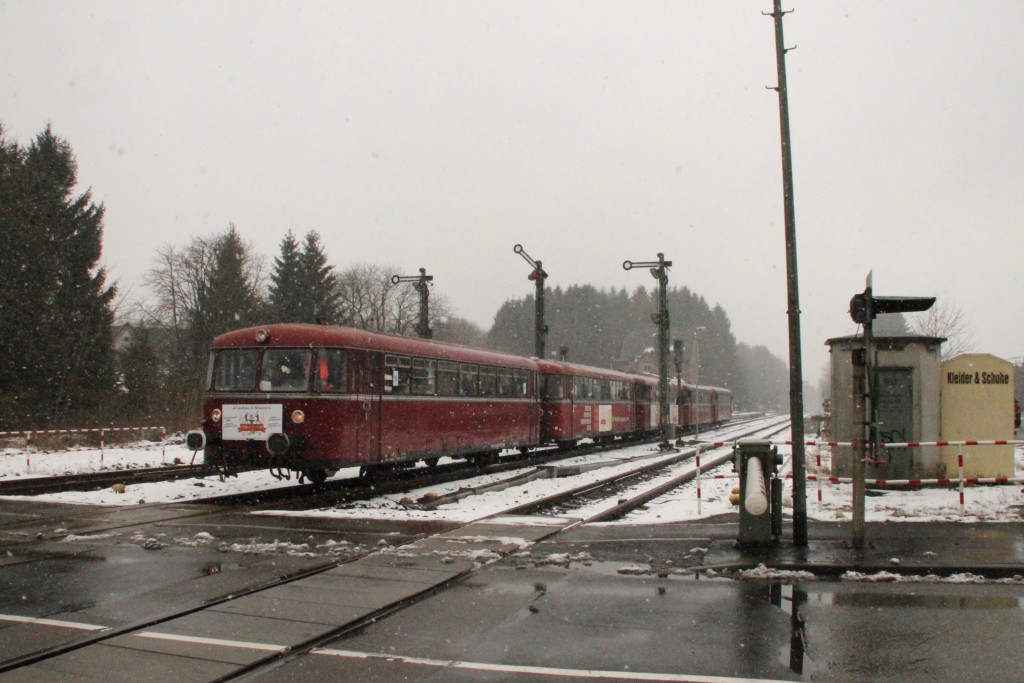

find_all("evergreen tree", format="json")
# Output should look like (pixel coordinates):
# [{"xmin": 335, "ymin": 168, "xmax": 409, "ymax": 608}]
[
  {"xmin": 267, "ymin": 230, "xmax": 303, "ymax": 322},
  {"xmin": 116, "ymin": 325, "xmax": 164, "ymax": 423},
  {"xmin": 267, "ymin": 229, "xmax": 339, "ymax": 324},
  {"xmin": 143, "ymin": 226, "xmax": 264, "ymax": 428},
  {"xmin": 0, "ymin": 125, "xmax": 117, "ymax": 428},
  {"xmin": 484, "ymin": 279, "xmax": 746, "ymax": 396},
  {"xmin": 189, "ymin": 224, "xmax": 262, "ymax": 358},
  {"xmin": 298, "ymin": 230, "xmax": 340, "ymax": 323}
]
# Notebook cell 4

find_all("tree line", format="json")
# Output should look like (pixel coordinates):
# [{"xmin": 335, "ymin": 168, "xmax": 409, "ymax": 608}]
[
  {"xmin": 1, "ymin": 125, "xmax": 793, "ymax": 432},
  {"xmin": 486, "ymin": 284, "xmax": 790, "ymax": 411}
]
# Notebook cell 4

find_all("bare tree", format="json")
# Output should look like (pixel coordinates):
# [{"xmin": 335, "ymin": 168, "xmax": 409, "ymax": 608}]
[
  {"xmin": 335, "ymin": 263, "xmax": 451, "ymax": 336},
  {"xmin": 908, "ymin": 300, "xmax": 974, "ymax": 359},
  {"xmin": 140, "ymin": 227, "xmax": 266, "ymax": 427}
]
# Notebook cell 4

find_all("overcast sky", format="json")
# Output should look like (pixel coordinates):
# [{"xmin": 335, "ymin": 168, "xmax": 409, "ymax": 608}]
[{"xmin": 3, "ymin": 1, "xmax": 1022, "ymax": 384}]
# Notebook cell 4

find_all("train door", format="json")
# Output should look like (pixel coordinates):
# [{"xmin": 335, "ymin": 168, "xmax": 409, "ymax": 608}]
[
  {"xmin": 352, "ymin": 350, "xmax": 382, "ymax": 462},
  {"xmin": 529, "ymin": 370, "xmax": 541, "ymax": 444}
]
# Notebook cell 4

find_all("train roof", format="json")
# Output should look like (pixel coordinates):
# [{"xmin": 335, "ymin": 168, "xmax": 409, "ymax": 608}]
[
  {"xmin": 211, "ymin": 324, "xmax": 540, "ymax": 370},
  {"xmin": 632, "ymin": 372, "xmax": 733, "ymax": 395},
  {"xmin": 534, "ymin": 358, "xmax": 638, "ymax": 382}
]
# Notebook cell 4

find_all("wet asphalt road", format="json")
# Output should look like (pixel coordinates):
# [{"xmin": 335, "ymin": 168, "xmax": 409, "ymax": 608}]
[{"xmin": 1, "ymin": 497, "xmax": 1022, "ymax": 682}]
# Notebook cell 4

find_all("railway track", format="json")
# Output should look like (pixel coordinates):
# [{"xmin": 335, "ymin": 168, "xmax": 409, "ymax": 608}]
[
  {"xmin": 0, "ymin": 416, "xmax": 775, "ymax": 550},
  {"xmin": 0, "ymin": 417, "xmax": 789, "ymax": 677},
  {"xmin": 0, "ymin": 463, "xmax": 219, "ymax": 497}
]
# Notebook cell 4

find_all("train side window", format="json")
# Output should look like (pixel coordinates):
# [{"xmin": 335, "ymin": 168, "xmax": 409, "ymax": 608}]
[
  {"xmin": 212, "ymin": 349, "xmax": 260, "ymax": 391},
  {"xmin": 599, "ymin": 379, "xmax": 612, "ymax": 401},
  {"xmin": 314, "ymin": 348, "xmax": 347, "ymax": 393},
  {"xmin": 496, "ymin": 368, "xmax": 513, "ymax": 397},
  {"xmin": 513, "ymin": 369, "xmax": 529, "ymax": 398},
  {"xmin": 437, "ymin": 361, "xmax": 459, "ymax": 396},
  {"xmin": 384, "ymin": 355, "xmax": 412, "ymax": 394},
  {"xmin": 459, "ymin": 363, "xmax": 478, "ymax": 396},
  {"xmin": 412, "ymin": 358, "xmax": 437, "ymax": 395},
  {"xmin": 480, "ymin": 366, "xmax": 498, "ymax": 397}
]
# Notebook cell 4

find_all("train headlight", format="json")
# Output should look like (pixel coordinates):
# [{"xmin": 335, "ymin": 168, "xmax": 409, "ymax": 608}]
[
  {"xmin": 255, "ymin": 328, "xmax": 270, "ymax": 343},
  {"xmin": 211, "ymin": 408, "xmax": 222, "ymax": 423},
  {"xmin": 291, "ymin": 410, "xmax": 305, "ymax": 424}
]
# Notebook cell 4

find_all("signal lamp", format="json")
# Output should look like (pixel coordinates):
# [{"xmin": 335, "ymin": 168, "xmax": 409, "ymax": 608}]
[
  {"xmin": 291, "ymin": 410, "xmax": 305, "ymax": 424},
  {"xmin": 211, "ymin": 408, "xmax": 222, "ymax": 422}
]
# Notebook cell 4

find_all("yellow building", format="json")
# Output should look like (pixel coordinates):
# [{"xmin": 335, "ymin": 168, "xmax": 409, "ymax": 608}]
[{"xmin": 940, "ymin": 354, "xmax": 1015, "ymax": 477}]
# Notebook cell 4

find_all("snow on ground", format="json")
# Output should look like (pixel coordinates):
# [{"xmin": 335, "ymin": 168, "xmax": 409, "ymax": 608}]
[
  {"xmin": 0, "ymin": 440, "xmax": 309, "ymax": 504},
  {"xmin": 616, "ymin": 443, "xmax": 1024, "ymax": 525},
  {"xmin": 2, "ymin": 435, "xmax": 1023, "ymax": 526}
]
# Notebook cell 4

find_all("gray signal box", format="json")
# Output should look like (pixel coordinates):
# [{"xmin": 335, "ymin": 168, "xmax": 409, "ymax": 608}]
[{"xmin": 826, "ymin": 335, "xmax": 944, "ymax": 479}]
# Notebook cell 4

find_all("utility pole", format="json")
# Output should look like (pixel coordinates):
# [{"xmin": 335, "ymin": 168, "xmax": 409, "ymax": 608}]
[
  {"xmin": 766, "ymin": 0, "xmax": 807, "ymax": 546},
  {"xmin": 673, "ymin": 338, "xmax": 684, "ymax": 442},
  {"xmin": 851, "ymin": 345, "xmax": 867, "ymax": 548},
  {"xmin": 513, "ymin": 244, "xmax": 548, "ymax": 358},
  {"xmin": 624, "ymin": 253, "xmax": 673, "ymax": 447},
  {"xmin": 390, "ymin": 268, "xmax": 434, "ymax": 339}
]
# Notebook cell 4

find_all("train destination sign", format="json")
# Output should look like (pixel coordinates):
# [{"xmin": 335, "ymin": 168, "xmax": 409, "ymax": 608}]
[{"xmin": 222, "ymin": 404, "xmax": 284, "ymax": 441}]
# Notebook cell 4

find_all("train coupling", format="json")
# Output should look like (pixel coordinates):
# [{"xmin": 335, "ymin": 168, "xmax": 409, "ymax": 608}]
[
  {"xmin": 186, "ymin": 430, "xmax": 206, "ymax": 451},
  {"xmin": 266, "ymin": 432, "xmax": 290, "ymax": 457}
]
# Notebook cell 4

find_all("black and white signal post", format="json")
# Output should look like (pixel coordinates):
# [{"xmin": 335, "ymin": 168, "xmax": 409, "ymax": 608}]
[
  {"xmin": 513, "ymin": 244, "xmax": 548, "ymax": 359},
  {"xmin": 390, "ymin": 268, "xmax": 434, "ymax": 339},
  {"xmin": 624, "ymin": 253, "xmax": 673, "ymax": 447}
]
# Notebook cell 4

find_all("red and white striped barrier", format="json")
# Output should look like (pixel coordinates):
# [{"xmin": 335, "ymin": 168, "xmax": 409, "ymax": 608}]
[
  {"xmin": 0, "ymin": 426, "xmax": 167, "ymax": 471},
  {"xmin": 694, "ymin": 438, "xmax": 1024, "ymax": 449},
  {"xmin": 690, "ymin": 437, "xmax": 1023, "ymax": 517}
]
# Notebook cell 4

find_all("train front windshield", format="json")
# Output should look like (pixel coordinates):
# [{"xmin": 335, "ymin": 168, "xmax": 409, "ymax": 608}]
[{"xmin": 209, "ymin": 348, "xmax": 346, "ymax": 393}]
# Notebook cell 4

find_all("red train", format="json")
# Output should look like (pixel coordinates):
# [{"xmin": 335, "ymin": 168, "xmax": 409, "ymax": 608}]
[{"xmin": 186, "ymin": 324, "xmax": 732, "ymax": 482}]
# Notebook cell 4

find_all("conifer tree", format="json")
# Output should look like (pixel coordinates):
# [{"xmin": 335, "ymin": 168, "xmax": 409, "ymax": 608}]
[
  {"xmin": 0, "ymin": 125, "xmax": 117, "ymax": 427},
  {"xmin": 298, "ymin": 230, "xmax": 340, "ymax": 323},
  {"xmin": 189, "ymin": 224, "xmax": 262, "ymax": 357},
  {"xmin": 267, "ymin": 230, "xmax": 303, "ymax": 322}
]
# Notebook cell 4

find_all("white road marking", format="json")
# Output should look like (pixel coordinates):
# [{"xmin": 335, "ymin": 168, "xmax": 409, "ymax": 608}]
[
  {"xmin": 0, "ymin": 614, "xmax": 107, "ymax": 631},
  {"xmin": 313, "ymin": 647, "xmax": 794, "ymax": 682},
  {"xmin": 134, "ymin": 630, "xmax": 288, "ymax": 652}
]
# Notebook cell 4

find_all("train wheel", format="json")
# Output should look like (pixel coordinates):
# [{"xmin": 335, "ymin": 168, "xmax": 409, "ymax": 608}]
[
  {"xmin": 423, "ymin": 457, "xmax": 440, "ymax": 469},
  {"xmin": 473, "ymin": 451, "xmax": 499, "ymax": 467},
  {"xmin": 304, "ymin": 468, "xmax": 329, "ymax": 485}
]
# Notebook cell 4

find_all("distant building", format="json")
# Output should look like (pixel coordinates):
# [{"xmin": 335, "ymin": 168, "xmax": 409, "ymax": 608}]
[{"xmin": 614, "ymin": 329, "xmax": 659, "ymax": 374}]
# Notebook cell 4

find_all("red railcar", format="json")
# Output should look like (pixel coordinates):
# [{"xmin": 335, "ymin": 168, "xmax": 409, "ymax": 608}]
[
  {"xmin": 186, "ymin": 323, "xmax": 736, "ymax": 482},
  {"xmin": 187, "ymin": 324, "xmax": 540, "ymax": 482},
  {"xmin": 632, "ymin": 374, "xmax": 734, "ymax": 435},
  {"xmin": 536, "ymin": 360, "xmax": 650, "ymax": 445},
  {"xmin": 678, "ymin": 382, "xmax": 733, "ymax": 431}
]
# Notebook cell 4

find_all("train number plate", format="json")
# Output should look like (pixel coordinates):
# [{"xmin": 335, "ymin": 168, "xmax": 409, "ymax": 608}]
[{"xmin": 222, "ymin": 404, "xmax": 283, "ymax": 441}]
